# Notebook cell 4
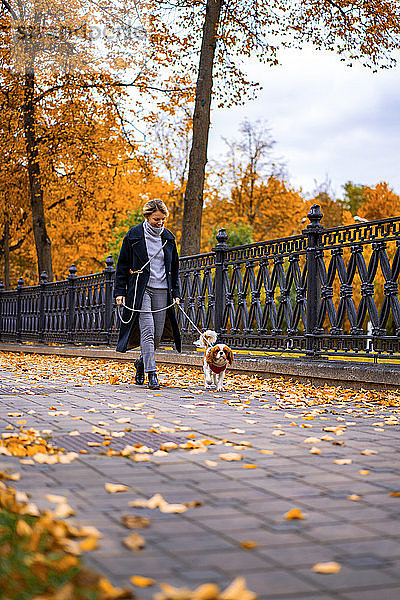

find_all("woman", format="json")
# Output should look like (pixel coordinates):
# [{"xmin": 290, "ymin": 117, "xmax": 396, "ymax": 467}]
[{"xmin": 114, "ymin": 199, "xmax": 181, "ymax": 389}]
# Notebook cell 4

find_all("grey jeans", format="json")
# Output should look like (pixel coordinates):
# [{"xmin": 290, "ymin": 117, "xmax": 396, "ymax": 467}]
[{"xmin": 139, "ymin": 287, "xmax": 168, "ymax": 373}]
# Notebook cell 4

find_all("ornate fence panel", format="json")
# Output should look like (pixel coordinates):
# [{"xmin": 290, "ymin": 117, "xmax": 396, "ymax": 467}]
[
  {"xmin": 1, "ymin": 207, "xmax": 399, "ymax": 361},
  {"xmin": 314, "ymin": 214, "xmax": 400, "ymax": 359}
]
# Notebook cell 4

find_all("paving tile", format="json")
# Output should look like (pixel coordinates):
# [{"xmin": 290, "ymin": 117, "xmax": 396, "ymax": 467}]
[{"xmin": 341, "ymin": 588, "xmax": 400, "ymax": 600}]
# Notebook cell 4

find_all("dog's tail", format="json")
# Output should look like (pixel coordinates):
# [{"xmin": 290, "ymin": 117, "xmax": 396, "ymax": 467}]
[{"xmin": 194, "ymin": 329, "xmax": 218, "ymax": 348}]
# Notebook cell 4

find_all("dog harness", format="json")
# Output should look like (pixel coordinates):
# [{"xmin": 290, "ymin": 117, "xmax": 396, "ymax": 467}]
[{"xmin": 209, "ymin": 364, "xmax": 226, "ymax": 374}]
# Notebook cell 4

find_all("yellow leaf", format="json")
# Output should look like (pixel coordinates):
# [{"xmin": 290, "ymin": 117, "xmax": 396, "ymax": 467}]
[
  {"xmin": 309, "ymin": 446, "xmax": 321, "ymax": 454},
  {"xmin": 79, "ymin": 535, "xmax": 99, "ymax": 551},
  {"xmin": 105, "ymin": 483, "xmax": 130, "ymax": 493},
  {"xmin": 303, "ymin": 437, "xmax": 320, "ymax": 444},
  {"xmin": 123, "ymin": 532, "xmax": 145, "ymax": 551},
  {"xmin": 259, "ymin": 449, "xmax": 274, "ymax": 455},
  {"xmin": 347, "ymin": 494, "xmax": 360, "ymax": 501},
  {"xmin": 361, "ymin": 449, "xmax": 378, "ymax": 455},
  {"xmin": 159, "ymin": 502, "xmax": 187, "ymax": 514},
  {"xmin": 243, "ymin": 464, "xmax": 258, "ymax": 469},
  {"xmin": 285, "ymin": 508, "xmax": 306, "ymax": 520},
  {"xmin": 53, "ymin": 503, "xmax": 75, "ymax": 519},
  {"xmin": 334, "ymin": 459, "xmax": 352, "ymax": 465},
  {"xmin": 16, "ymin": 519, "xmax": 32, "ymax": 537},
  {"xmin": 45, "ymin": 494, "xmax": 67, "ymax": 503},
  {"xmin": 219, "ymin": 453, "xmax": 243, "ymax": 462},
  {"xmin": 359, "ymin": 469, "xmax": 370, "ymax": 475},
  {"xmin": 312, "ymin": 561, "xmax": 341, "ymax": 574},
  {"xmin": 219, "ymin": 576, "xmax": 257, "ymax": 600},
  {"xmin": 239, "ymin": 540, "xmax": 259, "ymax": 550},
  {"xmin": 192, "ymin": 583, "xmax": 220, "ymax": 599},
  {"xmin": 204, "ymin": 460, "xmax": 218, "ymax": 466},
  {"xmin": 130, "ymin": 575, "xmax": 155, "ymax": 588},
  {"xmin": 389, "ymin": 491, "xmax": 400, "ymax": 497}
]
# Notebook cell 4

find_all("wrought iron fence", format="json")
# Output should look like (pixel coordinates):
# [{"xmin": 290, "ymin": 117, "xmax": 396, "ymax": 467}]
[{"xmin": 1, "ymin": 205, "xmax": 400, "ymax": 360}]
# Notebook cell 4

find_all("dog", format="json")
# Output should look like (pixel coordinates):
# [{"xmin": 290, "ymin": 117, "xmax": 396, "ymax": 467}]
[{"xmin": 194, "ymin": 330, "xmax": 233, "ymax": 391}]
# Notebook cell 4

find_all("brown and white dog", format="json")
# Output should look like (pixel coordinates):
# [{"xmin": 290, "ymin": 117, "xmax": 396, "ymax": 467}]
[{"xmin": 194, "ymin": 330, "xmax": 233, "ymax": 391}]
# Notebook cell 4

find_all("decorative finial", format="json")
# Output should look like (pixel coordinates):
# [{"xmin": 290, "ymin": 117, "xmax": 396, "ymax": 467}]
[
  {"xmin": 306, "ymin": 204, "xmax": 323, "ymax": 229},
  {"xmin": 215, "ymin": 228, "xmax": 228, "ymax": 246}
]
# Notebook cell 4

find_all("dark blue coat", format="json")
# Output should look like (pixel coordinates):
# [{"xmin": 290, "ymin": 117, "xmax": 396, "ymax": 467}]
[{"xmin": 113, "ymin": 222, "xmax": 181, "ymax": 353}]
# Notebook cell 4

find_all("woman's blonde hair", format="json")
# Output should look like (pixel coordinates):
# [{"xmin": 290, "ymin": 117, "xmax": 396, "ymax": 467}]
[{"xmin": 142, "ymin": 199, "xmax": 169, "ymax": 218}]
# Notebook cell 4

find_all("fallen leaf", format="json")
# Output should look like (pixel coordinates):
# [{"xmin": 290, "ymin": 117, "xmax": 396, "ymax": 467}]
[
  {"xmin": 122, "ymin": 515, "xmax": 150, "ymax": 529},
  {"xmin": 123, "ymin": 532, "xmax": 145, "ymax": 551},
  {"xmin": 309, "ymin": 446, "xmax": 321, "ymax": 454},
  {"xmin": 285, "ymin": 508, "xmax": 306, "ymax": 520},
  {"xmin": 219, "ymin": 453, "xmax": 243, "ymax": 462},
  {"xmin": 130, "ymin": 575, "xmax": 155, "ymax": 588},
  {"xmin": 53, "ymin": 503, "xmax": 75, "ymax": 519},
  {"xmin": 389, "ymin": 491, "xmax": 400, "ymax": 497},
  {"xmin": 359, "ymin": 469, "xmax": 370, "ymax": 475},
  {"xmin": 192, "ymin": 583, "xmax": 220, "ymax": 599},
  {"xmin": 312, "ymin": 561, "xmax": 341, "ymax": 574},
  {"xmin": 334, "ymin": 459, "xmax": 352, "ymax": 465},
  {"xmin": 79, "ymin": 535, "xmax": 99, "ymax": 551},
  {"xmin": 239, "ymin": 540, "xmax": 259, "ymax": 550},
  {"xmin": 45, "ymin": 494, "xmax": 67, "ymax": 503},
  {"xmin": 361, "ymin": 449, "xmax": 378, "ymax": 455},
  {"xmin": 347, "ymin": 494, "xmax": 360, "ymax": 501},
  {"xmin": 219, "ymin": 576, "xmax": 257, "ymax": 600},
  {"xmin": 105, "ymin": 483, "xmax": 130, "ymax": 493}
]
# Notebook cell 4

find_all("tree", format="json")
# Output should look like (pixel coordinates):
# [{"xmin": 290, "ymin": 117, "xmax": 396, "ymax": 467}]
[
  {"xmin": 359, "ymin": 182, "xmax": 400, "ymax": 221},
  {"xmin": 342, "ymin": 181, "xmax": 365, "ymax": 217},
  {"xmin": 202, "ymin": 121, "xmax": 305, "ymax": 248},
  {"xmin": 143, "ymin": 0, "xmax": 400, "ymax": 255},
  {"xmin": 311, "ymin": 180, "xmax": 344, "ymax": 229},
  {"xmin": 0, "ymin": 0, "xmax": 183, "ymax": 280}
]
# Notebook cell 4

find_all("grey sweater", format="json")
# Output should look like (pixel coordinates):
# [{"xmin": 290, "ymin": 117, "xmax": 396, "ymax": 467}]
[{"xmin": 143, "ymin": 220, "xmax": 168, "ymax": 289}]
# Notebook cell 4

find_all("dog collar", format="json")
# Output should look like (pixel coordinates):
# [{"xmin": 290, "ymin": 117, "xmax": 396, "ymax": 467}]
[{"xmin": 209, "ymin": 364, "xmax": 226, "ymax": 374}]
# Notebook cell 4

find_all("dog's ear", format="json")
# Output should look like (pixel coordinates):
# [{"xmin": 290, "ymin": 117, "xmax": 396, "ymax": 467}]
[
  {"xmin": 225, "ymin": 347, "xmax": 233, "ymax": 365},
  {"xmin": 206, "ymin": 347, "xmax": 216, "ymax": 366}
]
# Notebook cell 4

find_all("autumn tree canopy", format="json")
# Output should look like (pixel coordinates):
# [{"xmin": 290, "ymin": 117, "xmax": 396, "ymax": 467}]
[{"xmin": 135, "ymin": 0, "xmax": 400, "ymax": 254}]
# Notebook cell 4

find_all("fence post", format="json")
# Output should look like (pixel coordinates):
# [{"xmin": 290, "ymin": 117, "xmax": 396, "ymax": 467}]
[
  {"xmin": 212, "ymin": 228, "xmax": 228, "ymax": 334},
  {"xmin": 67, "ymin": 264, "xmax": 77, "ymax": 344},
  {"xmin": 103, "ymin": 255, "xmax": 115, "ymax": 344},
  {"xmin": 0, "ymin": 281, "xmax": 4, "ymax": 341},
  {"xmin": 16, "ymin": 277, "xmax": 24, "ymax": 343},
  {"xmin": 303, "ymin": 204, "xmax": 324, "ymax": 356},
  {"xmin": 39, "ymin": 271, "xmax": 48, "ymax": 343}
]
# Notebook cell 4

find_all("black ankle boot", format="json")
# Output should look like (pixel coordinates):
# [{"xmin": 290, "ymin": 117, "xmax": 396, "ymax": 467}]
[
  {"xmin": 147, "ymin": 372, "xmax": 160, "ymax": 390},
  {"xmin": 134, "ymin": 357, "xmax": 144, "ymax": 385}
]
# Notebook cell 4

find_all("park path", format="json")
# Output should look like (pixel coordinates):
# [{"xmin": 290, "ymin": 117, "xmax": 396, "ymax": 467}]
[{"xmin": 1, "ymin": 366, "xmax": 400, "ymax": 600}]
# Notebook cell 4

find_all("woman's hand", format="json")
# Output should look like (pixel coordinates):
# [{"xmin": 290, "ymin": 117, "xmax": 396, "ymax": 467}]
[
  {"xmin": 116, "ymin": 296, "xmax": 125, "ymax": 306},
  {"xmin": 174, "ymin": 297, "xmax": 180, "ymax": 305}
]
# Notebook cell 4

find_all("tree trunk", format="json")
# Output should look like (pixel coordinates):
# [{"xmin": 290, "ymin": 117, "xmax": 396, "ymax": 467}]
[
  {"xmin": 4, "ymin": 217, "xmax": 10, "ymax": 290},
  {"xmin": 23, "ymin": 62, "xmax": 53, "ymax": 281},
  {"xmin": 180, "ymin": 0, "xmax": 223, "ymax": 257}
]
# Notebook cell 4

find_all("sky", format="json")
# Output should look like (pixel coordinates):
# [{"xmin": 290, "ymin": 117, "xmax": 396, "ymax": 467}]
[{"xmin": 207, "ymin": 46, "xmax": 400, "ymax": 199}]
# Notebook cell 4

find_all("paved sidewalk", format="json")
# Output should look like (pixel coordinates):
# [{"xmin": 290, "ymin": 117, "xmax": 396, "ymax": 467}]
[{"xmin": 1, "ymin": 368, "xmax": 400, "ymax": 599}]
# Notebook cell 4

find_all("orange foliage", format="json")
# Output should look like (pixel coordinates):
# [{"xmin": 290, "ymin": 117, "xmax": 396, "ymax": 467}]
[
  {"xmin": 202, "ymin": 176, "xmax": 307, "ymax": 250},
  {"xmin": 359, "ymin": 182, "xmax": 400, "ymax": 221}
]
